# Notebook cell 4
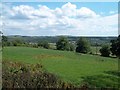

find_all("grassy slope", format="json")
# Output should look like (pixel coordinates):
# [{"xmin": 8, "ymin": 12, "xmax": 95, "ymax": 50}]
[{"xmin": 3, "ymin": 47, "xmax": 118, "ymax": 85}]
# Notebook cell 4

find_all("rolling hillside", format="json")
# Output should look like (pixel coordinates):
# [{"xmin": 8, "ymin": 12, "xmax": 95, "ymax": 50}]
[{"xmin": 3, "ymin": 47, "xmax": 119, "ymax": 88}]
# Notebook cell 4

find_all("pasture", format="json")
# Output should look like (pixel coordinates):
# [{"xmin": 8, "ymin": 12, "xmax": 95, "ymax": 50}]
[{"xmin": 2, "ymin": 47, "xmax": 119, "ymax": 88}]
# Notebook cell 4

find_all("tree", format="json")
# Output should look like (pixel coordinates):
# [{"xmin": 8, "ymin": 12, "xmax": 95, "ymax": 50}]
[
  {"xmin": 43, "ymin": 41, "xmax": 49, "ymax": 49},
  {"xmin": 56, "ymin": 37, "xmax": 70, "ymax": 51},
  {"xmin": 38, "ymin": 41, "xmax": 50, "ymax": 49},
  {"xmin": 2, "ymin": 36, "xmax": 8, "ymax": 42},
  {"xmin": 11, "ymin": 39, "xmax": 24, "ymax": 46},
  {"xmin": 2, "ymin": 35, "xmax": 8, "ymax": 47},
  {"xmin": 100, "ymin": 45, "xmax": 110, "ymax": 57},
  {"xmin": 110, "ymin": 35, "xmax": 120, "ymax": 58},
  {"xmin": 76, "ymin": 38, "xmax": 90, "ymax": 54},
  {"xmin": 38, "ymin": 41, "xmax": 43, "ymax": 47},
  {"xmin": 69, "ymin": 43, "xmax": 75, "ymax": 51}
]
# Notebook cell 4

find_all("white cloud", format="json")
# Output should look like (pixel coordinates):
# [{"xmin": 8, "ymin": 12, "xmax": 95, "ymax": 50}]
[
  {"xmin": 76, "ymin": 7, "xmax": 99, "ymax": 18},
  {"xmin": 12, "ymin": 5, "xmax": 35, "ymax": 18},
  {"xmin": 61, "ymin": 2, "xmax": 77, "ymax": 17},
  {"xmin": 2, "ymin": 2, "xmax": 118, "ymax": 36},
  {"xmin": 109, "ymin": 11, "xmax": 117, "ymax": 14}
]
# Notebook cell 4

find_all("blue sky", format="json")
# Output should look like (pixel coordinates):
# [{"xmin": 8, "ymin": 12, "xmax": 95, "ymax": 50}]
[
  {"xmin": 9, "ymin": 2, "xmax": 118, "ymax": 15},
  {"xmin": 1, "ymin": 2, "xmax": 118, "ymax": 36}
]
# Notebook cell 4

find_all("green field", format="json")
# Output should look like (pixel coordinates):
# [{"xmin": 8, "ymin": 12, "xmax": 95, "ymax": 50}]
[{"xmin": 3, "ymin": 47, "xmax": 119, "ymax": 87}]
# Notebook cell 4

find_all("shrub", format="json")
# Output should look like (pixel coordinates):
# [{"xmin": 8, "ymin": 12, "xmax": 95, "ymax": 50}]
[{"xmin": 2, "ymin": 61, "xmax": 74, "ymax": 88}]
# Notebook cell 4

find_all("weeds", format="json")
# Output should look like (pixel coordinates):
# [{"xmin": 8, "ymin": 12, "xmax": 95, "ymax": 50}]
[{"xmin": 2, "ymin": 61, "xmax": 74, "ymax": 88}]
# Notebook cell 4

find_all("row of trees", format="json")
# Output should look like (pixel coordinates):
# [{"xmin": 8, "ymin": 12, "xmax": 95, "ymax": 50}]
[
  {"xmin": 56, "ymin": 37, "xmax": 90, "ymax": 53},
  {"xmin": 2, "ymin": 35, "xmax": 120, "ymax": 58},
  {"xmin": 56, "ymin": 36, "xmax": 120, "ymax": 58},
  {"xmin": 2, "ymin": 36, "xmax": 26, "ymax": 47},
  {"xmin": 99, "ymin": 35, "xmax": 120, "ymax": 58},
  {"xmin": 2, "ymin": 36, "xmax": 50, "ymax": 49},
  {"xmin": 2, "ymin": 35, "xmax": 88, "ymax": 53}
]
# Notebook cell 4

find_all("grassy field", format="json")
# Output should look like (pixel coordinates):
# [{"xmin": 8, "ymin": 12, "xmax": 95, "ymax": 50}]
[{"xmin": 3, "ymin": 47, "xmax": 119, "ymax": 88}]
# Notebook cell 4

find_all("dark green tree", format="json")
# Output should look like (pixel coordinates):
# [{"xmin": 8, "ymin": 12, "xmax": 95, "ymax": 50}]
[
  {"xmin": 38, "ymin": 41, "xmax": 44, "ymax": 47},
  {"xmin": 38, "ymin": 41, "xmax": 50, "ymax": 49},
  {"xmin": 12, "ymin": 39, "xmax": 24, "ymax": 46},
  {"xmin": 69, "ymin": 43, "xmax": 75, "ymax": 51},
  {"xmin": 76, "ymin": 38, "xmax": 90, "ymax": 54},
  {"xmin": 2, "ymin": 35, "xmax": 8, "ymax": 47},
  {"xmin": 2, "ymin": 36, "xmax": 8, "ymax": 42},
  {"xmin": 110, "ymin": 35, "xmax": 120, "ymax": 58},
  {"xmin": 56, "ymin": 37, "xmax": 70, "ymax": 51},
  {"xmin": 43, "ymin": 41, "xmax": 49, "ymax": 49},
  {"xmin": 100, "ymin": 45, "xmax": 110, "ymax": 57}
]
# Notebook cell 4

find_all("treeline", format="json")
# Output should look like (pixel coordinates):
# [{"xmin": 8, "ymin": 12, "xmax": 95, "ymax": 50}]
[
  {"xmin": 2, "ymin": 35, "xmax": 120, "ymax": 58},
  {"xmin": 55, "ymin": 36, "xmax": 120, "ymax": 58},
  {"xmin": 99, "ymin": 35, "xmax": 120, "ymax": 58},
  {"xmin": 6, "ymin": 35, "xmax": 116, "ymax": 46}
]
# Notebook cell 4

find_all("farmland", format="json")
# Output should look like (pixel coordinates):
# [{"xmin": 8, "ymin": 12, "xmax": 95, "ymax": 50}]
[{"xmin": 2, "ymin": 47, "xmax": 119, "ymax": 88}]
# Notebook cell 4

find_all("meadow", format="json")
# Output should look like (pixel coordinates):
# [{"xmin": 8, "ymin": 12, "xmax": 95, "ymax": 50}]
[{"xmin": 2, "ymin": 47, "xmax": 119, "ymax": 88}]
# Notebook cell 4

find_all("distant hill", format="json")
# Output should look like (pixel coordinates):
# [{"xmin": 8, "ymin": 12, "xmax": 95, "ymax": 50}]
[{"xmin": 6, "ymin": 35, "xmax": 117, "ymax": 46}]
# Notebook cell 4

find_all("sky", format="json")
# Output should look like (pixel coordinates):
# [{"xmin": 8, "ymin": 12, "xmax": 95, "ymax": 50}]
[{"xmin": 0, "ymin": 2, "xmax": 118, "ymax": 36}]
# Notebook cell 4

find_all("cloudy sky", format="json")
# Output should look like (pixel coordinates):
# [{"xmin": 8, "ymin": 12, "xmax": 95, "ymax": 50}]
[{"xmin": 1, "ymin": 2, "xmax": 118, "ymax": 36}]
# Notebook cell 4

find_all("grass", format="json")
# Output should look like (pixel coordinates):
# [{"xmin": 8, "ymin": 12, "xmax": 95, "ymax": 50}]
[{"xmin": 2, "ymin": 47, "xmax": 119, "ymax": 87}]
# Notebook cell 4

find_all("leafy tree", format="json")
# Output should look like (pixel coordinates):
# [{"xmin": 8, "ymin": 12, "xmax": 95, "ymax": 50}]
[
  {"xmin": 2, "ymin": 36, "xmax": 8, "ymax": 42},
  {"xmin": 110, "ymin": 35, "xmax": 120, "ymax": 58},
  {"xmin": 2, "ymin": 35, "xmax": 8, "ymax": 47},
  {"xmin": 69, "ymin": 43, "xmax": 75, "ymax": 51},
  {"xmin": 100, "ymin": 45, "xmax": 110, "ymax": 57},
  {"xmin": 38, "ymin": 41, "xmax": 44, "ymax": 47},
  {"xmin": 76, "ymin": 38, "xmax": 90, "ymax": 54},
  {"xmin": 12, "ymin": 39, "xmax": 24, "ymax": 46},
  {"xmin": 43, "ymin": 42, "xmax": 50, "ymax": 49},
  {"xmin": 38, "ymin": 41, "xmax": 50, "ymax": 49},
  {"xmin": 12, "ymin": 40, "xmax": 18, "ymax": 46},
  {"xmin": 56, "ymin": 37, "xmax": 70, "ymax": 51}
]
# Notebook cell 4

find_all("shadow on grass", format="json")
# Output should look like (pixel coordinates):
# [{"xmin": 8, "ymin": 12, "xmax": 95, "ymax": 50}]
[{"xmin": 81, "ymin": 70, "xmax": 120, "ymax": 90}]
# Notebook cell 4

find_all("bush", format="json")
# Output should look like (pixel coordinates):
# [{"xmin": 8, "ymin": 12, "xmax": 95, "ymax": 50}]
[
  {"xmin": 100, "ymin": 45, "xmax": 110, "ymax": 57},
  {"xmin": 2, "ymin": 61, "xmax": 74, "ymax": 88}
]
